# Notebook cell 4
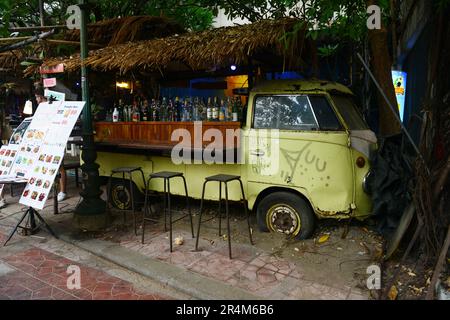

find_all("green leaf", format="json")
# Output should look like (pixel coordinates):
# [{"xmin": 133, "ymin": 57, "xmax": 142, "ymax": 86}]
[{"xmin": 20, "ymin": 61, "xmax": 37, "ymax": 66}]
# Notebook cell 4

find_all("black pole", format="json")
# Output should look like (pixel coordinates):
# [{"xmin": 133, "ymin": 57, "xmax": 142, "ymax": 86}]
[{"xmin": 73, "ymin": 0, "xmax": 107, "ymax": 229}]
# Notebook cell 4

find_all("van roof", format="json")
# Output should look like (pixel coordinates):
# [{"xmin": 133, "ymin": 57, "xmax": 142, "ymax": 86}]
[{"xmin": 251, "ymin": 79, "xmax": 353, "ymax": 95}]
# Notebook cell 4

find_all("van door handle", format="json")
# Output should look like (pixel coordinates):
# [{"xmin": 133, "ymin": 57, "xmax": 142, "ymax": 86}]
[{"xmin": 250, "ymin": 150, "xmax": 265, "ymax": 156}]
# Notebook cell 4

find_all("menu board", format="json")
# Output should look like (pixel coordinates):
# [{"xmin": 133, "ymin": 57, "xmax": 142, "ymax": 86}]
[
  {"xmin": 0, "ymin": 144, "xmax": 21, "ymax": 195},
  {"xmin": 16, "ymin": 100, "xmax": 85, "ymax": 210},
  {"xmin": 0, "ymin": 144, "xmax": 19, "ymax": 177},
  {"xmin": 19, "ymin": 145, "xmax": 65, "ymax": 209}
]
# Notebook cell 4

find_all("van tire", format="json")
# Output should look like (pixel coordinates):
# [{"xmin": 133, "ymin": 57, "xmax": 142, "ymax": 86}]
[
  {"xmin": 108, "ymin": 178, "xmax": 143, "ymax": 210},
  {"xmin": 256, "ymin": 191, "xmax": 315, "ymax": 240}
]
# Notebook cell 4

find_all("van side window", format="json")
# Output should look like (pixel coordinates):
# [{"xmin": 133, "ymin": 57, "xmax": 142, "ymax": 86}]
[
  {"xmin": 308, "ymin": 95, "xmax": 343, "ymax": 131},
  {"xmin": 331, "ymin": 95, "xmax": 368, "ymax": 130},
  {"xmin": 253, "ymin": 95, "xmax": 319, "ymax": 130}
]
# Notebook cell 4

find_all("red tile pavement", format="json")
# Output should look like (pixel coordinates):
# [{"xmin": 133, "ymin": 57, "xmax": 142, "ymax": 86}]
[
  {"xmin": 0, "ymin": 247, "xmax": 171, "ymax": 300},
  {"xmin": 118, "ymin": 230, "xmax": 310, "ymax": 298}
]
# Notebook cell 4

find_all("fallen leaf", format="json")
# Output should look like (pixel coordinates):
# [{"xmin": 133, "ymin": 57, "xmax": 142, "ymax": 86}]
[
  {"xmin": 174, "ymin": 236, "xmax": 184, "ymax": 245},
  {"xmin": 408, "ymin": 285, "xmax": 424, "ymax": 295},
  {"xmin": 374, "ymin": 246, "xmax": 384, "ymax": 259},
  {"xmin": 318, "ymin": 234, "xmax": 330, "ymax": 244},
  {"xmin": 407, "ymin": 271, "xmax": 416, "ymax": 277},
  {"xmin": 362, "ymin": 227, "xmax": 369, "ymax": 233},
  {"xmin": 388, "ymin": 285, "xmax": 398, "ymax": 300}
]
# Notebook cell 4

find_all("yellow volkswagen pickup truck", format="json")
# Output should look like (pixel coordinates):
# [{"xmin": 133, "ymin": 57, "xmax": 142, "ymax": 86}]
[{"xmin": 94, "ymin": 80, "xmax": 377, "ymax": 240}]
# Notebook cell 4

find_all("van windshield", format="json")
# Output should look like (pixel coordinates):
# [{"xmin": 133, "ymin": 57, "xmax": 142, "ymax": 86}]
[{"xmin": 331, "ymin": 95, "xmax": 368, "ymax": 130}]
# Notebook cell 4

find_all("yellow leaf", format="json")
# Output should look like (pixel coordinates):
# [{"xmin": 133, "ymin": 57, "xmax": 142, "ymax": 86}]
[
  {"xmin": 318, "ymin": 234, "xmax": 330, "ymax": 244},
  {"xmin": 388, "ymin": 285, "xmax": 398, "ymax": 300}
]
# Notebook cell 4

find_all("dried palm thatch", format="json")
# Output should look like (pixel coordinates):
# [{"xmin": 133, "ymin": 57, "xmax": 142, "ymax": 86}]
[
  {"xmin": 65, "ymin": 16, "xmax": 184, "ymax": 46},
  {"xmin": 0, "ymin": 50, "xmax": 24, "ymax": 73},
  {"xmin": 42, "ymin": 18, "xmax": 308, "ymax": 75}
]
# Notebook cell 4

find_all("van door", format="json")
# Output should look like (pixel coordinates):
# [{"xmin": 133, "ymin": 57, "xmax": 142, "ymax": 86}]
[{"xmin": 245, "ymin": 94, "xmax": 355, "ymax": 215}]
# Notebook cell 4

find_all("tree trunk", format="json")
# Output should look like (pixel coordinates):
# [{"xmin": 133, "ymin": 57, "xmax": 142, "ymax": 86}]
[{"xmin": 366, "ymin": 0, "xmax": 401, "ymax": 136}]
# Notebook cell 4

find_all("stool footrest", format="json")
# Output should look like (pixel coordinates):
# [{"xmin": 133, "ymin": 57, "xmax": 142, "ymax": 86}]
[
  {"xmin": 171, "ymin": 214, "xmax": 191, "ymax": 224},
  {"xmin": 111, "ymin": 167, "xmax": 142, "ymax": 173}
]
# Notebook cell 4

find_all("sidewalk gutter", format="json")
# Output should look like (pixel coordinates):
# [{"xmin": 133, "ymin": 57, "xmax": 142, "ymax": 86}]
[{"xmin": 52, "ymin": 224, "xmax": 260, "ymax": 300}]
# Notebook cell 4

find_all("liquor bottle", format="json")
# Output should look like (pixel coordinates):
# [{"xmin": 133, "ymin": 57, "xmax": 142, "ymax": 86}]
[
  {"xmin": 185, "ymin": 97, "xmax": 192, "ymax": 121},
  {"xmin": 112, "ymin": 107, "xmax": 119, "ymax": 122},
  {"xmin": 219, "ymin": 99, "xmax": 225, "ymax": 121},
  {"xmin": 232, "ymin": 98, "xmax": 239, "ymax": 122},
  {"xmin": 192, "ymin": 97, "xmax": 199, "ymax": 121},
  {"xmin": 180, "ymin": 99, "xmax": 185, "ymax": 121},
  {"xmin": 132, "ymin": 105, "xmax": 139, "ymax": 122},
  {"xmin": 117, "ymin": 99, "xmax": 124, "ymax": 121},
  {"xmin": 105, "ymin": 109, "xmax": 112, "ymax": 122},
  {"xmin": 151, "ymin": 99, "xmax": 157, "ymax": 121},
  {"xmin": 127, "ymin": 105, "xmax": 133, "ymax": 122},
  {"xmin": 206, "ymin": 97, "xmax": 212, "ymax": 121},
  {"xmin": 173, "ymin": 98, "xmax": 178, "ymax": 121},
  {"xmin": 142, "ymin": 100, "xmax": 149, "ymax": 121},
  {"xmin": 227, "ymin": 97, "xmax": 232, "ymax": 121},
  {"xmin": 212, "ymin": 97, "xmax": 219, "ymax": 121},
  {"xmin": 123, "ymin": 105, "xmax": 128, "ymax": 122},
  {"xmin": 175, "ymin": 97, "xmax": 181, "ymax": 122},
  {"xmin": 160, "ymin": 97, "xmax": 167, "ymax": 121},
  {"xmin": 201, "ymin": 98, "xmax": 207, "ymax": 120}
]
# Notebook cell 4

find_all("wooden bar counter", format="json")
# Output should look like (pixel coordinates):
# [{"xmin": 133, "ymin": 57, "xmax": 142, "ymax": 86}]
[{"xmin": 94, "ymin": 121, "xmax": 241, "ymax": 157}]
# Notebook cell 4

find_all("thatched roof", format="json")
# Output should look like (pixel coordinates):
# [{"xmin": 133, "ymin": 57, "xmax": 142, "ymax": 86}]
[
  {"xmin": 1, "ymin": 16, "xmax": 183, "ymax": 76},
  {"xmin": 65, "ymin": 16, "xmax": 184, "ymax": 46},
  {"xmin": 41, "ymin": 18, "xmax": 308, "ymax": 76},
  {"xmin": 0, "ymin": 50, "xmax": 25, "ymax": 74}
]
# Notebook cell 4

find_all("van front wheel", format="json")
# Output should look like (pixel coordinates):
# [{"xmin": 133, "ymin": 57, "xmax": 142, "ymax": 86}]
[
  {"xmin": 108, "ymin": 179, "xmax": 142, "ymax": 210},
  {"xmin": 257, "ymin": 192, "xmax": 315, "ymax": 240}
]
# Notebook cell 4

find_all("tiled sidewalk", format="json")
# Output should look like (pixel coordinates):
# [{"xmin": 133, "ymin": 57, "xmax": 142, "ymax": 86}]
[
  {"xmin": 0, "ymin": 183, "xmax": 377, "ymax": 300},
  {"xmin": 0, "ymin": 235, "xmax": 171, "ymax": 300},
  {"xmin": 114, "ymin": 225, "xmax": 365, "ymax": 300}
]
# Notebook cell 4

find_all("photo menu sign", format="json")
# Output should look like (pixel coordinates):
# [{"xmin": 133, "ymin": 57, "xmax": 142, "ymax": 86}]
[
  {"xmin": 15, "ymin": 100, "xmax": 85, "ymax": 210},
  {"xmin": 0, "ymin": 144, "xmax": 22, "ymax": 196}
]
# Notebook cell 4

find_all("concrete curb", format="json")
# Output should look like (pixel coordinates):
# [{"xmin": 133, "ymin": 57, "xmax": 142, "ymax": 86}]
[{"xmin": 53, "ymin": 225, "xmax": 260, "ymax": 300}]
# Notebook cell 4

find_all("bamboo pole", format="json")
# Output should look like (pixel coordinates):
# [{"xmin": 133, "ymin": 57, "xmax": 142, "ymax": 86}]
[
  {"xmin": 0, "ymin": 36, "xmax": 33, "ymax": 42},
  {"xmin": 0, "ymin": 30, "xmax": 54, "ymax": 54},
  {"xmin": 45, "ymin": 39, "xmax": 103, "ymax": 48},
  {"xmin": 8, "ymin": 25, "xmax": 66, "ymax": 32}
]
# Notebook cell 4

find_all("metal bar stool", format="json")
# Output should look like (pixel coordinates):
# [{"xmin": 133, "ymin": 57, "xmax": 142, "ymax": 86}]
[
  {"xmin": 195, "ymin": 174, "xmax": 253, "ymax": 259},
  {"xmin": 142, "ymin": 171, "xmax": 194, "ymax": 252},
  {"xmin": 106, "ymin": 166, "xmax": 146, "ymax": 235}
]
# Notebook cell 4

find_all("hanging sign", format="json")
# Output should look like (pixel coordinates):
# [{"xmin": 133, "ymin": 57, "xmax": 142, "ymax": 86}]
[
  {"xmin": 44, "ymin": 89, "xmax": 65, "ymax": 101},
  {"xmin": 392, "ymin": 70, "xmax": 407, "ymax": 122},
  {"xmin": 40, "ymin": 63, "xmax": 64, "ymax": 74},
  {"xmin": 43, "ymin": 77, "xmax": 57, "ymax": 88}
]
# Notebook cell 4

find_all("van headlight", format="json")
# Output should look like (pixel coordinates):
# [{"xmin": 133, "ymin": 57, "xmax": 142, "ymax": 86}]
[{"xmin": 362, "ymin": 170, "xmax": 373, "ymax": 194}]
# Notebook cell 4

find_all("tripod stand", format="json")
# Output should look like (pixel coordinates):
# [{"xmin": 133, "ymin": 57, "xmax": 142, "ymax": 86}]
[{"xmin": 3, "ymin": 206, "xmax": 58, "ymax": 246}]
